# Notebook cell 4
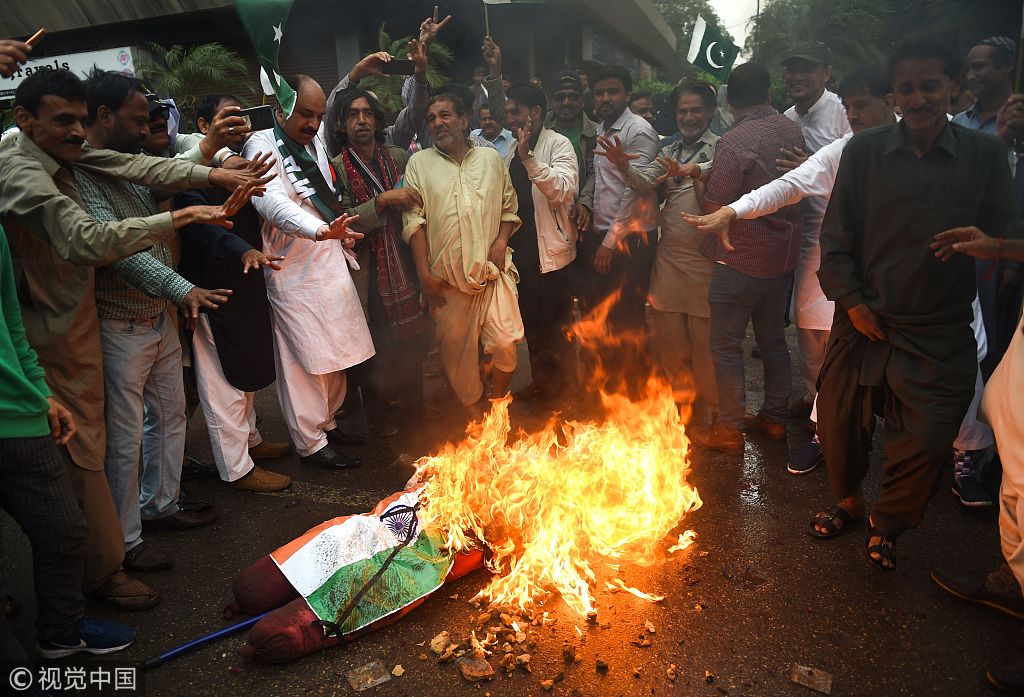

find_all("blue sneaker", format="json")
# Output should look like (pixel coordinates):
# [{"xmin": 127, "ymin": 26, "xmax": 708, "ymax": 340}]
[
  {"xmin": 788, "ymin": 438, "xmax": 824, "ymax": 475},
  {"xmin": 37, "ymin": 618, "xmax": 135, "ymax": 659},
  {"xmin": 952, "ymin": 448, "xmax": 994, "ymax": 507}
]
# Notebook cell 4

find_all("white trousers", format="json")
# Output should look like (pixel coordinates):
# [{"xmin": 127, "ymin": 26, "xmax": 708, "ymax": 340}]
[
  {"xmin": 953, "ymin": 367, "xmax": 994, "ymax": 452},
  {"xmin": 192, "ymin": 315, "xmax": 263, "ymax": 482},
  {"xmin": 271, "ymin": 323, "xmax": 346, "ymax": 457},
  {"xmin": 796, "ymin": 327, "xmax": 829, "ymax": 403}
]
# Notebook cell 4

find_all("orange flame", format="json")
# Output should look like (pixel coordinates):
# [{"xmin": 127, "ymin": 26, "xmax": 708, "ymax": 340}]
[{"xmin": 416, "ymin": 380, "xmax": 701, "ymax": 616}]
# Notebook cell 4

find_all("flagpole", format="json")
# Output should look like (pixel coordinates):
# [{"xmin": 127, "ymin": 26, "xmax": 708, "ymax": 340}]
[{"xmin": 484, "ymin": 1, "xmax": 491, "ymax": 37}]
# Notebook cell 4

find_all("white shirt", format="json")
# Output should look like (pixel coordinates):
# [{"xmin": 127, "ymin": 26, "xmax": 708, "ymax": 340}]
[{"xmin": 784, "ymin": 90, "xmax": 851, "ymax": 153}]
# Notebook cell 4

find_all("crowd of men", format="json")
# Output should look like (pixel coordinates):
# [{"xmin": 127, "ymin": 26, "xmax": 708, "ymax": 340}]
[{"xmin": 2, "ymin": 10, "xmax": 1024, "ymax": 691}]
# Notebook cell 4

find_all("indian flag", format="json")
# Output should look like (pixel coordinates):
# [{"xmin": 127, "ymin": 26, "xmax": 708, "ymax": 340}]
[{"xmin": 271, "ymin": 489, "xmax": 453, "ymax": 634}]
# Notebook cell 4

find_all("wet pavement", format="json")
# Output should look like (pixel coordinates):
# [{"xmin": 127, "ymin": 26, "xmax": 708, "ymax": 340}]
[{"xmin": 2, "ymin": 330, "xmax": 1019, "ymax": 696}]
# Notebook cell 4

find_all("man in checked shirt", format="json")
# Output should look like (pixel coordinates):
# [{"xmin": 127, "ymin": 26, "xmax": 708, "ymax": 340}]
[{"xmin": 686, "ymin": 63, "xmax": 806, "ymax": 455}]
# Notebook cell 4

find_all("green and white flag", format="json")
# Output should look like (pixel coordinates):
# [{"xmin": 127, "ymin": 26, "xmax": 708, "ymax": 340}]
[
  {"xmin": 234, "ymin": 0, "xmax": 296, "ymax": 116},
  {"xmin": 687, "ymin": 15, "xmax": 740, "ymax": 82},
  {"xmin": 271, "ymin": 489, "xmax": 454, "ymax": 633}
]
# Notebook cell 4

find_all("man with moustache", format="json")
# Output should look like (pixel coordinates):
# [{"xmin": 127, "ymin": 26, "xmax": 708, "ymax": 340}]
[
  {"xmin": 244, "ymin": 75, "xmax": 373, "ymax": 470},
  {"xmin": 402, "ymin": 94, "xmax": 522, "ymax": 414},
  {"xmin": 0, "ymin": 68, "xmax": 266, "ymax": 609},
  {"xmin": 330, "ymin": 88, "xmax": 431, "ymax": 436},
  {"xmin": 781, "ymin": 42, "xmax": 852, "ymax": 420},
  {"xmin": 596, "ymin": 79, "xmax": 720, "ymax": 424},
  {"xmin": 814, "ymin": 36, "xmax": 1015, "ymax": 571}
]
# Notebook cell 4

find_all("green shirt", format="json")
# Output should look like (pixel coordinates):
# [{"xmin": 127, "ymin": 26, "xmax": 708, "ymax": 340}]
[{"xmin": 0, "ymin": 224, "xmax": 51, "ymax": 438}]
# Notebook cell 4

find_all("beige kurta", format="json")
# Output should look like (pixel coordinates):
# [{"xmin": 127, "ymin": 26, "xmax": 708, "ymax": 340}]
[
  {"xmin": 981, "ymin": 313, "xmax": 1024, "ymax": 592},
  {"xmin": 628, "ymin": 133, "xmax": 718, "ymax": 317},
  {"xmin": 402, "ymin": 145, "xmax": 523, "ymax": 405}
]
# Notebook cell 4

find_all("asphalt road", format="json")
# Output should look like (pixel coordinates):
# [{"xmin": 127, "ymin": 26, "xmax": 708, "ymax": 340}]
[{"xmin": 2, "ymin": 330, "xmax": 1018, "ymax": 697}]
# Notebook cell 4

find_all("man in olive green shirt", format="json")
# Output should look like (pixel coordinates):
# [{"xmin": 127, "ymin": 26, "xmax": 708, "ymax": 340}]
[{"xmin": 0, "ymin": 68, "xmax": 262, "ymax": 609}]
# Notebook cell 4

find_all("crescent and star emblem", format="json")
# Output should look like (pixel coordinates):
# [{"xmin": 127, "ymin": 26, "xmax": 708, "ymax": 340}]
[{"xmin": 706, "ymin": 41, "xmax": 725, "ymax": 69}]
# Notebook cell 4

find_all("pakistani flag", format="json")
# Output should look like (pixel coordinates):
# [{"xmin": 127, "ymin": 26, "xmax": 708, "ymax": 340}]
[
  {"xmin": 687, "ymin": 15, "xmax": 740, "ymax": 82},
  {"xmin": 271, "ymin": 489, "xmax": 454, "ymax": 633},
  {"xmin": 234, "ymin": 0, "xmax": 296, "ymax": 116}
]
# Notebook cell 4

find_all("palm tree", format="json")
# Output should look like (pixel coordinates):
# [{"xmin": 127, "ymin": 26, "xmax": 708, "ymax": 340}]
[
  {"xmin": 362, "ymin": 25, "xmax": 454, "ymax": 116},
  {"xmin": 135, "ymin": 42, "xmax": 255, "ymax": 121}
]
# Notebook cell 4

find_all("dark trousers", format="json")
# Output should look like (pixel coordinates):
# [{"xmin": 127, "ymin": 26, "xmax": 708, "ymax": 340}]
[
  {"xmin": 708, "ymin": 264, "xmax": 792, "ymax": 430},
  {"xmin": 816, "ymin": 315, "xmax": 974, "ymax": 538},
  {"xmin": 0, "ymin": 437, "xmax": 86, "ymax": 644},
  {"xmin": 574, "ymin": 230, "xmax": 657, "ymax": 395},
  {"xmin": 518, "ymin": 261, "xmax": 576, "ymax": 394}
]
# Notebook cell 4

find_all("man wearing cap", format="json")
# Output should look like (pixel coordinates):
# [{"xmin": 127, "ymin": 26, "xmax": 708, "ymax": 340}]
[
  {"xmin": 545, "ymin": 70, "xmax": 597, "ymax": 238},
  {"xmin": 781, "ymin": 41, "xmax": 852, "ymax": 421}
]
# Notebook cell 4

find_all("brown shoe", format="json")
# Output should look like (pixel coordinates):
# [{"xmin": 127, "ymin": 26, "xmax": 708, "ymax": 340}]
[
  {"xmin": 230, "ymin": 466, "xmax": 292, "ymax": 493},
  {"xmin": 688, "ymin": 422, "xmax": 744, "ymax": 454},
  {"xmin": 92, "ymin": 571, "xmax": 161, "ymax": 611},
  {"xmin": 141, "ymin": 508, "xmax": 217, "ymax": 532},
  {"xmin": 744, "ymin": 412, "xmax": 787, "ymax": 442},
  {"xmin": 123, "ymin": 540, "xmax": 173, "ymax": 572},
  {"xmin": 248, "ymin": 440, "xmax": 293, "ymax": 460}
]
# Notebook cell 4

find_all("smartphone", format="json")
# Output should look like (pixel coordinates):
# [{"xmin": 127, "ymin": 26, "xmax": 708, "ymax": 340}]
[
  {"xmin": 237, "ymin": 105, "xmax": 275, "ymax": 132},
  {"xmin": 381, "ymin": 59, "xmax": 416, "ymax": 76}
]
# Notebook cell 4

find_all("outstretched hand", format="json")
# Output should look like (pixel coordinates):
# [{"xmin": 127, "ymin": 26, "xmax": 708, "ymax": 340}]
[
  {"xmin": 242, "ymin": 249, "xmax": 285, "ymax": 273},
  {"xmin": 210, "ymin": 152, "xmax": 277, "ymax": 193},
  {"xmin": 594, "ymin": 134, "xmax": 640, "ymax": 172},
  {"xmin": 320, "ymin": 213, "xmax": 364, "ymax": 246},
  {"xmin": 681, "ymin": 206, "xmax": 736, "ymax": 251},
  {"xmin": 931, "ymin": 226, "xmax": 1001, "ymax": 261},
  {"xmin": 654, "ymin": 156, "xmax": 700, "ymax": 184}
]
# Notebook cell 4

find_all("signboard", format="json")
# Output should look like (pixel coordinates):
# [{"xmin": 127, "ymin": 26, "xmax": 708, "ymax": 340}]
[{"xmin": 1, "ymin": 47, "xmax": 135, "ymax": 98}]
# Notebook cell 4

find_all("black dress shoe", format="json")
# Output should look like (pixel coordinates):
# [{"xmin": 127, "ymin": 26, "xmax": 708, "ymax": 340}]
[
  {"xmin": 301, "ymin": 445, "xmax": 362, "ymax": 470},
  {"xmin": 325, "ymin": 428, "xmax": 366, "ymax": 447}
]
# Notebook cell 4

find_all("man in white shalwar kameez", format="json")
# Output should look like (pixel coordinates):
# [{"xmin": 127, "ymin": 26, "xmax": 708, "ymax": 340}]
[{"xmin": 243, "ymin": 75, "xmax": 374, "ymax": 469}]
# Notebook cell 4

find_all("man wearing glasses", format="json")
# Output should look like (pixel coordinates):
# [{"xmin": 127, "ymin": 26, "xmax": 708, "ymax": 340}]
[{"xmin": 544, "ymin": 71, "xmax": 597, "ymax": 234}]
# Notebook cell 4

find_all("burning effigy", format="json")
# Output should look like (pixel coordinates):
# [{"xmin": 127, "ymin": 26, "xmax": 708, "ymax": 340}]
[{"xmin": 229, "ymin": 374, "xmax": 701, "ymax": 665}]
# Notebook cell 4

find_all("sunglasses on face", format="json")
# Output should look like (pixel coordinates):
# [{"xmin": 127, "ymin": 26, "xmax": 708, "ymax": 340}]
[{"xmin": 552, "ymin": 92, "xmax": 582, "ymax": 103}]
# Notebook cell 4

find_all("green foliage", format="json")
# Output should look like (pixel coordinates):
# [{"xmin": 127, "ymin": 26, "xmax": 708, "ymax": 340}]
[
  {"xmin": 748, "ymin": 0, "xmax": 888, "ymax": 75},
  {"xmin": 652, "ymin": 0, "xmax": 735, "ymax": 83},
  {"xmin": 135, "ymin": 42, "xmax": 255, "ymax": 120},
  {"xmin": 746, "ymin": 0, "xmax": 1022, "ymax": 105},
  {"xmin": 362, "ymin": 25, "xmax": 453, "ymax": 117},
  {"xmin": 635, "ymin": 78, "xmax": 676, "ymax": 97}
]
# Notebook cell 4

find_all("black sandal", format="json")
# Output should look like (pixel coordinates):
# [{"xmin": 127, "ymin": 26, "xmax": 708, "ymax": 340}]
[
  {"xmin": 865, "ymin": 517, "xmax": 896, "ymax": 572},
  {"xmin": 807, "ymin": 505, "xmax": 860, "ymax": 539}
]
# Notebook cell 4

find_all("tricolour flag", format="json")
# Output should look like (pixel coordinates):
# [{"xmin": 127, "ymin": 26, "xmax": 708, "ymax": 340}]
[
  {"xmin": 271, "ymin": 489, "xmax": 453, "ymax": 634},
  {"xmin": 234, "ymin": 0, "xmax": 297, "ymax": 116},
  {"xmin": 686, "ymin": 15, "xmax": 741, "ymax": 82}
]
